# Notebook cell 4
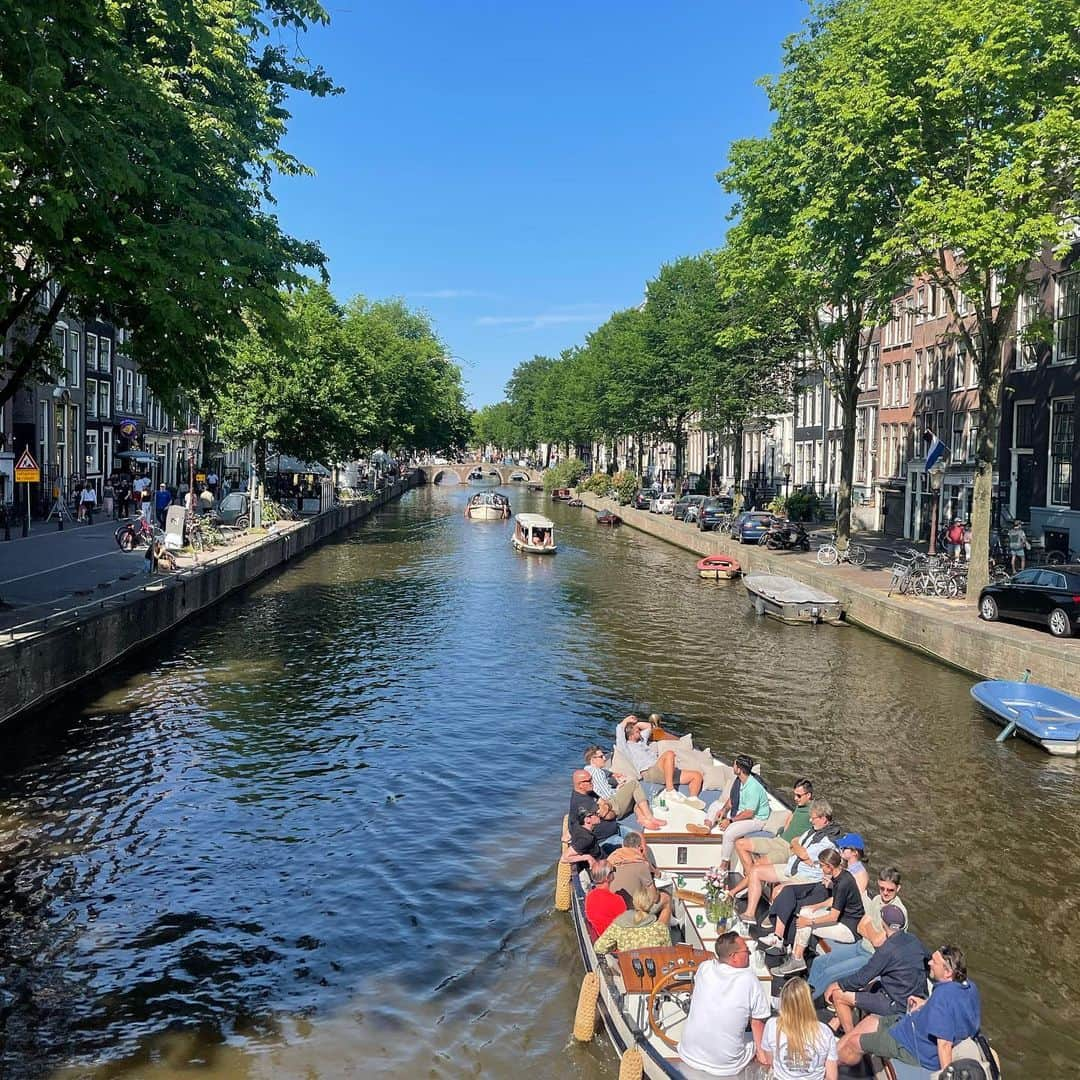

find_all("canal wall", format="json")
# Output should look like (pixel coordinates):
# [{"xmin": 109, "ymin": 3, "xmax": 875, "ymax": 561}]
[
  {"xmin": 0, "ymin": 478, "xmax": 416, "ymax": 729},
  {"xmin": 577, "ymin": 492, "xmax": 1080, "ymax": 693}
]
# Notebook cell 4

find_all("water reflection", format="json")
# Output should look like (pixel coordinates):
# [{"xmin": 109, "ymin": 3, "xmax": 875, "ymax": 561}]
[{"xmin": 0, "ymin": 485, "xmax": 1076, "ymax": 1077}]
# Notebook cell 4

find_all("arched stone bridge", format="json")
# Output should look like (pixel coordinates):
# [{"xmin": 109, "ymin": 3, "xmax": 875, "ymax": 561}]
[{"xmin": 416, "ymin": 462, "xmax": 537, "ymax": 485}]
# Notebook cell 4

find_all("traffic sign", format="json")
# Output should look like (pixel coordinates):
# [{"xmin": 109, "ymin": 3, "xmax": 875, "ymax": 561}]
[{"xmin": 15, "ymin": 448, "xmax": 40, "ymax": 484}]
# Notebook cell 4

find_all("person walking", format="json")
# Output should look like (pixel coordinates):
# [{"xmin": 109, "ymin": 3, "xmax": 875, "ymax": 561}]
[
  {"xmin": 1007, "ymin": 519, "xmax": 1030, "ymax": 574},
  {"xmin": 154, "ymin": 483, "xmax": 172, "ymax": 528},
  {"xmin": 102, "ymin": 478, "xmax": 116, "ymax": 520},
  {"xmin": 946, "ymin": 520, "xmax": 965, "ymax": 562},
  {"xmin": 78, "ymin": 481, "xmax": 97, "ymax": 524}
]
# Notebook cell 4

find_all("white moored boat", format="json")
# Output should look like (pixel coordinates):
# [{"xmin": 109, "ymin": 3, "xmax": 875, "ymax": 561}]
[
  {"xmin": 512, "ymin": 513, "xmax": 557, "ymax": 553},
  {"xmin": 464, "ymin": 491, "xmax": 511, "ymax": 520},
  {"xmin": 744, "ymin": 573, "xmax": 842, "ymax": 625}
]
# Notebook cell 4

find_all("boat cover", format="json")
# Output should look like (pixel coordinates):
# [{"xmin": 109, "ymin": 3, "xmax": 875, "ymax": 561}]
[{"xmin": 744, "ymin": 574, "xmax": 839, "ymax": 605}]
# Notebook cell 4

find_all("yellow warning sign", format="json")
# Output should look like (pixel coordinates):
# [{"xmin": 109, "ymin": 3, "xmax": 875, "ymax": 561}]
[{"xmin": 14, "ymin": 448, "xmax": 40, "ymax": 484}]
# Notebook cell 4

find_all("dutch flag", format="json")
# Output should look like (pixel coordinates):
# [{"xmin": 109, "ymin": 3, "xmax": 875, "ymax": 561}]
[{"xmin": 925, "ymin": 431, "xmax": 947, "ymax": 471}]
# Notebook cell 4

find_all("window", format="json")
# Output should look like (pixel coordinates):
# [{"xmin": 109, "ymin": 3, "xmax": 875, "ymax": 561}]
[
  {"xmin": 115, "ymin": 367, "xmax": 124, "ymax": 410},
  {"xmin": 67, "ymin": 330, "xmax": 80, "ymax": 387},
  {"xmin": 951, "ymin": 412, "xmax": 965, "ymax": 460},
  {"xmin": 86, "ymin": 378, "xmax": 98, "ymax": 418},
  {"xmin": 967, "ymin": 350, "xmax": 979, "ymax": 389},
  {"xmin": 85, "ymin": 429, "xmax": 100, "ymax": 474},
  {"xmin": 867, "ymin": 343, "xmax": 879, "ymax": 388},
  {"xmin": 937, "ymin": 410, "xmax": 946, "ymax": 439},
  {"xmin": 928, "ymin": 283, "xmax": 940, "ymax": 319},
  {"xmin": 957, "ymin": 289, "xmax": 968, "ymax": 316},
  {"xmin": 125, "ymin": 370, "xmax": 134, "ymax": 411},
  {"xmin": 916, "ymin": 286, "xmax": 927, "ymax": 322},
  {"xmin": 1015, "ymin": 283, "xmax": 1041, "ymax": 369},
  {"xmin": 953, "ymin": 349, "xmax": 966, "ymax": 390},
  {"xmin": 1050, "ymin": 398, "xmax": 1075, "ymax": 506},
  {"xmin": 882, "ymin": 365, "xmax": 891, "ymax": 407},
  {"xmin": 914, "ymin": 350, "xmax": 923, "ymax": 393},
  {"xmin": 965, "ymin": 412, "xmax": 979, "ymax": 462},
  {"xmin": 902, "ymin": 360, "xmax": 911, "ymax": 405},
  {"xmin": 1013, "ymin": 402, "xmax": 1035, "ymax": 449},
  {"xmin": 86, "ymin": 333, "xmax": 98, "ymax": 371},
  {"xmin": 1054, "ymin": 269, "xmax": 1079, "ymax": 363},
  {"xmin": 99, "ymin": 336, "xmax": 111, "ymax": 372},
  {"xmin": 98, "ymin": 379, "xmax": 110, "ymax": 419},
  {"xmin": 135, "ymin": 373, "xmax": 145, "ymax": 412},
  {"xmin": 902, "ymin": 306, "xmax": 914, "ymax": 343},
  {"xmin": 893, "ymin": 366, "xmax": 901, "ymax": 408}
]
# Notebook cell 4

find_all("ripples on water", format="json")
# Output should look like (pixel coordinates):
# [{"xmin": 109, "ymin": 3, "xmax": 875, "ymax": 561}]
[{"xmin": 1, "ymin": 486, "xmax": 1078, "ymax": 1077}]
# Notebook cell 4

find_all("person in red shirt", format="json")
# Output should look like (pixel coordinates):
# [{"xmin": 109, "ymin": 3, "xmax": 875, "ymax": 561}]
[{"xmin": 584, "ymin": 861, "xmax": 627, "ymax": 938}]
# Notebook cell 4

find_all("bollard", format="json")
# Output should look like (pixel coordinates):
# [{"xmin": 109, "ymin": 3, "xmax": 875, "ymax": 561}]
[{"xmin": 1, "ymin": 507, "xmax": 9, "ymax": 542}]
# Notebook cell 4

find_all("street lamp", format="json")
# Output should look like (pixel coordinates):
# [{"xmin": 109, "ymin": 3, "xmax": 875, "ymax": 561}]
[
  {"xmin": 927, "ymin": 460, "xmax": 947, "ymax": 554},
  {"xmin": 658, "ymin": 447, "xmax": 669, "ymax": 489},
  {"xmin": 783, "ymin": 461, "xmax": 792, "ymax": 499},
  {"xmin": 181, "ymin": 426, "xmax": 201, "ymax": 512}
]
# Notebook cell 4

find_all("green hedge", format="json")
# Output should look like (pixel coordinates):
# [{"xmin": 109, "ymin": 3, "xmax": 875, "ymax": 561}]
[
  {"xmin": 542, "ymin": 457, "xmax": 586, "ymax": 491},
  {"xmin": 611, "ymin": 470, "xmax": 639, "ymax": 505}
]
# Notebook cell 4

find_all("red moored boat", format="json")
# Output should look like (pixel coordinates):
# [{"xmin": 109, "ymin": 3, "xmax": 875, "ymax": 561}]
[{"xmin": 696, "ymin": 554, "xmax": 741, "ymax": 580}]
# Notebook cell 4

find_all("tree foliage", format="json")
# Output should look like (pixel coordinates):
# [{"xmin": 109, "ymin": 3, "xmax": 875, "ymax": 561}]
[{"xmin": 0, "ymin": 0, "xmax": 339, "ymax": 407}]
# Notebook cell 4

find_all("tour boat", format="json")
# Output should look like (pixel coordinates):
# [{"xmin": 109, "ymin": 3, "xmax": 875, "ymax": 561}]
[
  {"xmin": 971, "ymin": 679, "xmax": 1080, "ymax": 755},
  {"xmin": 696, "ymin": 554, "xmax": 740, "ymax": 580},
  {"xmin": 559, "ymin": 730, "xmax": 999, "ymax": 1079},
  {"xmin": 551, "ymin": 488, "xmax": 572, "ymax": 501},
  {"xmin": 511, "ymin": 513, "xmax": 557, "ymax": 553},
  {"xmin": 596, "ymin": 509, "xmax": 621, "ymax": 526},
  {"xmin": 464, "ymin": 491, "xmax": 511, "ymax": 521},
  {"xmin": 744, "ymin": 573, "xmax": 842, "ymax": 625}
]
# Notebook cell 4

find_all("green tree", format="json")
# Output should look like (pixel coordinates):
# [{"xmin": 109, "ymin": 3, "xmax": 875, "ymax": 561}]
[
  {"xmin": 862, "ymin": 0, "xmax": 1080, "ymax": 592},
  {"xmin": 0, "ymin": 0, "xmax": 337, "ymax": 407},
  {"xmin": 472, "ymin": 402, "xmax": 516, "ymax": 455},
  {"xmin": 505, "ymin": 355, "xmax": 559, "ymax": 462}
]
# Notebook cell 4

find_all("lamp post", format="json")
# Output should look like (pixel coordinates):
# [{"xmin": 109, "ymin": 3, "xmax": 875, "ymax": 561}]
[
  {"xmin": 181, "ymin": 427, "xmax": 201, "ymax": 514},
  {"xmin": 783, "ymin": 462, "xmax": 792, "ymax": 499},
  {"xmin": 927, "ymin": 460, "xmax": 947, "ymax": 554},
  {"xmin": 658, "ymin": 447, "xmax": 669, "ymax": 490}
]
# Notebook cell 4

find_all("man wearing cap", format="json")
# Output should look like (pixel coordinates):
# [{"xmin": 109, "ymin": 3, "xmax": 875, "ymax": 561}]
[
  {"xmin": 809, "ymin": 866, "xmax": 909, "ymax": 996},
  {"xmin": 824, "ymin": 904, "xmax": 929, "ymax": 1034},
  {"xmin": 569, "ymin": 771, "xmax": 621, "ymax": 845},
  {"xmin": 838, "ymin": 944, "xmax": 981, "ymax": 1072},
  {"xmin": 563, "ymin": 806, "xmax": 608, "ymax": 866}
]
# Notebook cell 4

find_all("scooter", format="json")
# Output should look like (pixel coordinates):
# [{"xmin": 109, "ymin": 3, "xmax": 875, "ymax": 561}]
[{"xmin": 764, "ymin": 521, "xmax": 811, "ymax": 551}]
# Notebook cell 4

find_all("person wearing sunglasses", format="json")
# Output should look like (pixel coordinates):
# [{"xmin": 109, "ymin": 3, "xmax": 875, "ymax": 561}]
[
  {"xmin": 838, "ymin": 944, "xmax": 982, "ymax": 1072},
  {"xmin": 582, "ymin": 745, "xmax": 666, "ymax": 830}
]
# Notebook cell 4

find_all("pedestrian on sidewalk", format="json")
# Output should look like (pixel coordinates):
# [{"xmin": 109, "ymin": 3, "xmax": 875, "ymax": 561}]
[
  {"xmin": 946, "ymin": 520, "xmax": 964, "ymax": 562},
  {"xmin": 155, "ymin": 483, "xmax": 172, "ymax": 528},
  {"xmin": 102, "ymin": 478, "xmax": 115, "ymax": 520},
  {"xmin": 1007, "ymin": 519, "xmax": 1030, "ymax": 574},
  {"xmin": 963, "ymin": 520, "xmax": 972, "ymax": 563},
  {"xmin": 78, "ymin": 481, "xmax": 97, "ymax": 525}
]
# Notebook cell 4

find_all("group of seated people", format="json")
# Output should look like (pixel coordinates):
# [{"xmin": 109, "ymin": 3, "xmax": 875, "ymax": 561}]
[{"xmin": 564, "ymin": 717, "xmax": 988, "ymax": 1078}]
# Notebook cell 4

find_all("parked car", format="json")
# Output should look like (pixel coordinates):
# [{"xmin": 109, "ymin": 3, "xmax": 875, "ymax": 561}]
[
  {"xmin": 632, "ymin": 489, "xmax": 656, "ymax": 511},
  {"xmin": 674, "ymin": 494, "xmax": 706, "ymax": 521},
  {"xmin": 650, "ymin": 492, "xmax": 676, "ymax": 515},
  {"xmin": 696, "ymin": 496, "xmax": 734, "ymax": 532},
  {"xmin": 979, "ymin": 566, "xmax": 1080, "ymax": 638},
  {"xmin": 215, "ymin": 491, "xmax": 251, "ymax": 526},
  {"xmin": 732, "ymin": 511, "xmax": 775, "ymax": 543}
]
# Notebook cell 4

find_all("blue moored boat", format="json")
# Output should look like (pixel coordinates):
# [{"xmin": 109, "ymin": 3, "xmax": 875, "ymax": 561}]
[{"xmin": 971, "ymin": 679, "xmax": 1080, "ymax": 755}]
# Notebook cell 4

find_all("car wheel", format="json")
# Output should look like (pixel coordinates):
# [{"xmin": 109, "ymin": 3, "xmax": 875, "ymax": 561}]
[
  {"xmin": 979, "ymin": 595, "xmax": 999, "ymax": 622},
  {"xmin": 235, "ymin": 513, "xmax": 249, "ymax": 529},
  {"xmin": 1048, "ymin": 607, "xmax": 1074, "ymax": 638}
]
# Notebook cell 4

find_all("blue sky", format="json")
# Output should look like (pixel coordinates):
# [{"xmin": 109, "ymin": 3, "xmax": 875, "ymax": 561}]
[{"xmin": 272, "ymin": 1, "xmax": 808, "ymax": 407}]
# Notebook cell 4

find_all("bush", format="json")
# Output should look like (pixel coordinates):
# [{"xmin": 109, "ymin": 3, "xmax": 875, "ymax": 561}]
[
  {"xmin": 543, "ymin": 457, "xmax": 586, "ymax": 491},
  {"xmin": 580, "ymin": 472, "xmax": 612, "ymax": 496},
  {"xmin": 612, "ymin": 470, "xmax": 639, "ymax": 506},
  {"xmin": 783, "ymin": 490, "xmax": 820, "ymax": 522}
]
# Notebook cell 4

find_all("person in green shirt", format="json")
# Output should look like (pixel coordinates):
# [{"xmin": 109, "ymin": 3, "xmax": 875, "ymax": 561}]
[
  {"xmin": 727, "ymin": 778, "xmax": 815, "ymax": 896},
  {"xmin": 688, "ymin": 755, "xmax": 775, "ymax": 871}
]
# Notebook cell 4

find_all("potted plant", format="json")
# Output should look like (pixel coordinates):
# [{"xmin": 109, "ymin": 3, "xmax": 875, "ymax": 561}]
[{"xmin": 703, "ymin": 867, "xmax": 735, "ymax": 929}]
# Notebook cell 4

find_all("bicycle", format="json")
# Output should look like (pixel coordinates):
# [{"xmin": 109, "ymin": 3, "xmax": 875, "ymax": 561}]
[
  {"xmin": 816, "ymin": 540, "xmax": 867, "ymax": 567},
  {"xmin": 114, "ymin": 516, "xmax": 165, "ymax": 552}
]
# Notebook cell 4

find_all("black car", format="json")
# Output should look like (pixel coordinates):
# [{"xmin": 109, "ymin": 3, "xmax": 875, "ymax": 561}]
[
  {"xmin": 674, "ymin": 494, "xmax": 706, "ymax": 521},
  {"xmin": 979, "ymin": 565, "xmax": 1080, "ymax": 638},
  {"xmin": 696, "ymin": 496, "xmax": 734, "ymax": 531},
  {"xmin": 632, "ymin": 489, "xmax": 657, "ymax": 511}
]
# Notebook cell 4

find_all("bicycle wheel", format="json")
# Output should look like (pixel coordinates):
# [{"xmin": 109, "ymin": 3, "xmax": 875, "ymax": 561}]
[
  {"xmin": 847, "ymin": 544, "xmax": 867, "ymax": 566},
  {"xmin": 119, "ymin": 527, "xmax": 136, "ymax": 553},
  {"xmin": 816, "ymin": 544, "xmax": 839, "ymax": 566}
]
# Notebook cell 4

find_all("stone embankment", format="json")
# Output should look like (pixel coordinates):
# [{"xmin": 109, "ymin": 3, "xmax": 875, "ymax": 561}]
[
  {"xmin": 0, "ymin": 477, "xmax": 416, "ymax": 729},
  {"xmin": 578, "ymin": 492, "xmax": 1080, "ymax": 694}
]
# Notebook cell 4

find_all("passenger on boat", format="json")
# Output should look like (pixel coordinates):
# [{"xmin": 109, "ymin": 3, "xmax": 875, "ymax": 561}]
[
  {"xmin": 676, "ymin": 931, "xmax": 771, "ymax": 1076},
  {"xmin": 757, "ymin": 977, "xmax": 839, "ymax": 1080},
  {"xmin": 563, "ymin": 806, "xmax": 609, "ymax": 867},
  {"xmin": 808, "ymin": 867, "xmax": 908, "ymax": 996},
  {"xmin": 615, "ymin": 715, "xmax": 704, "ymax": 802},
  {"xmin": 606, "ymin": 829, "xmax": 652, "ymax": 868},
  {"xmin": 592, "ymin": 885, "xmax": 671, "ymax": 955},
  {"xmin": 686, "ymin": 755, "xmax": 771, "ymax": 872},
  {"xmin": 823, "ymin": 904, "xmax": 929, "ymax": 1035},
  {"xmin": 837, "ymin": 944, "xmax": 982, "ymax": 1073},
  {"xmin": 772, "ymin": 849, "xmax": 865, "ymax": 977},
  {"xmin": 582, "ymin": 746, "xmax": 666, "ymax": 830},
  {"xmin": 836, "ymin": 833, "xmax": 870, "ymax": 895},
  {"xmin": 730, "ymin": 778, "xmax": 815, "ymax": 896},
  {"xmin": 607, "ymin": 835, "xmax": 673, "ymax": 925},
  {"xmin": 584, "ymin": 861, "xmax": 626, "ymax": 938},
  {"xmin": 740, "ymin": 799, "xmax": 841, "ymax": 928},
  {"xmin": 569, "ymin": 771, "xmax": 621, "ymax": 844}
]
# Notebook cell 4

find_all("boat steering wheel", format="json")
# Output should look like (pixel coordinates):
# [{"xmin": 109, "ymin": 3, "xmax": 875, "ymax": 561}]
[{"xmin": 647, "ymin": 962, "xmax": 698, "ymax": 1050}]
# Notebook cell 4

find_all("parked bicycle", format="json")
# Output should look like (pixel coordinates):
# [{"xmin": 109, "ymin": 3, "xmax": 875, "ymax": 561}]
[
  {"xmin": 114, "ymin": 516, "xmax": 164, "ymax": 552},
  {"xmin": 816, "ymin": 539, "xmax": 867, "ymax": 567}
]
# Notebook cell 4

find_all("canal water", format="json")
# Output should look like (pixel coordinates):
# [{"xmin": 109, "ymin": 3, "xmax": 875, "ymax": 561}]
[{"xmin": 0, "ymin": 485, "xmax": 1076, "ymax": 1078}]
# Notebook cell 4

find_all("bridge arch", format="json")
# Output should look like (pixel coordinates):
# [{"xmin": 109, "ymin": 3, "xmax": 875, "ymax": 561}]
[{"xmin": 419, "ymin": 463, "xmax": 535, "ymax": 486}]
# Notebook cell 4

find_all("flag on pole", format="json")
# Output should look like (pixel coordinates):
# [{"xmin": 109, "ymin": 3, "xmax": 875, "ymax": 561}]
[{"xmin": 925, "ymin": 430, "xmax": 947, "ymax": 471}]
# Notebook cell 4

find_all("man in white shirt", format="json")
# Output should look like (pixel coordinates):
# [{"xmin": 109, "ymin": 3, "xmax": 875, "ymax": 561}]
[{"xmin": 677, "ymin": 931, "xmax": 771, "ymax": 1076}]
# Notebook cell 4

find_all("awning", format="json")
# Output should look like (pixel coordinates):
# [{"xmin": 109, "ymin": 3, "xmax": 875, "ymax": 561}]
[
  {"xmin": 115, "ymin": 450, "xmax": 156, "ymax": 463},
  {"xmin": 267, "ymin": 454, "xmax": 330, "ymax": 476}
]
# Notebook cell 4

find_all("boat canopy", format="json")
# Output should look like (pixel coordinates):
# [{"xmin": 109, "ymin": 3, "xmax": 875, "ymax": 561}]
[{"xmin": 516, "ymin": 513, "xmax": 554, "ymax": 529}]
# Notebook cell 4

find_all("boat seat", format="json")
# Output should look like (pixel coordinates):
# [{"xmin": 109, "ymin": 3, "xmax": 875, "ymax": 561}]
[{"xmin": 883, "ymin": 1037, "xmax": 995, "ymax": 1080}]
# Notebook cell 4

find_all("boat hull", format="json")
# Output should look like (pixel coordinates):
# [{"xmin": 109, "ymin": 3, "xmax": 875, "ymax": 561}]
[
  {"xmin": 511, "ymin": 537, "xmax": 557, "ymax": 554},
  {"xmin": 744, "ymin": 574, "xmax": 842, "ymax": 624},
  {"xmin": 971, "ymin": 680, "xmax": 1080, "ymax": 755},
  {"xmin": 697, "ymin": 555, "xmax": 740, "ymax": 580},
  {"xmin": 465, "ymin": 505, "xmax": 509, "ymax": 520}
]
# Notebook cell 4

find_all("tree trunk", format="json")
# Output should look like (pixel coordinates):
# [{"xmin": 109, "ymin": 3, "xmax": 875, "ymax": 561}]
[
  {"xmin": 732, "ymin": 422, "xmax": 745, "ymax": 491},
  {"xmin": 636, "ymin": 435, "xmax": 644, "ymax": 478},
  {"xmin": 968, "ymin": 345, "xmax": 1003, "ymax": 598},
  {"xmin": 836, "ymin": 389, "xmax": 857, "ymax": 548}
]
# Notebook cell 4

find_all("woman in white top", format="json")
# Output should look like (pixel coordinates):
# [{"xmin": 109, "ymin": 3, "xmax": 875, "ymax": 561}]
[{"xmin": 758, "ymin": 977, "xmax": 838, "ymax": 1080}]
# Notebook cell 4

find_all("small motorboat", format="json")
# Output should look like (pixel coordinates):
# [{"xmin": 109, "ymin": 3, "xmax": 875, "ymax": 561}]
[
  {"xmin": 527, "ymin": 482, "xmax": 544, "ymax": 492},
  {"xmin": 971, "ymin": 679, "xmax": 1080, "ymax": 755},
  {"xmin": 696, "ymin": 554, "xmax": 740, "ymax": 580},
  {"xmin": 511, "ymin": 513, "xmax": 557, "ymax": 553},
  {"xmin": 568, "ymin": 497, "xmax": 585, "ymax": 508},
  {"xmin": 464, "ymin": 491, "xmax": 511, "ymax": 520},
  {"xmin": 551, "ymin": 488, "xmax": 572, "ymax": 501},
  {"xmin": 744, "ymin": 573, "xmax": 842, "ymax": 624},
  {"xmin": 595, "ymin": 509, "xmax": 621, "ymax": 526}
]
